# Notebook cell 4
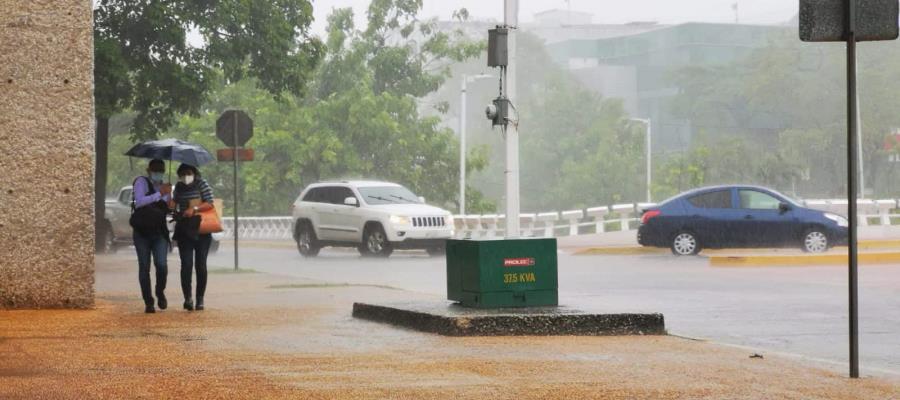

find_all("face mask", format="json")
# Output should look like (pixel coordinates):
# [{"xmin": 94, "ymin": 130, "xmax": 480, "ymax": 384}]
[
  {"xmin": 150, "ymin": 172, "xmax": 165, "ymax": 183},
  {"xmin": 182, "ymin": 175, "xmax": 195, "ymax": 185}
]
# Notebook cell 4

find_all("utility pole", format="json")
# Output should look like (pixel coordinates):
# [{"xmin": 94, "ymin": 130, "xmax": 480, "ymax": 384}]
[{"xmin": 504, "ymin": 0, "xmax": 520, "ymax": 238}]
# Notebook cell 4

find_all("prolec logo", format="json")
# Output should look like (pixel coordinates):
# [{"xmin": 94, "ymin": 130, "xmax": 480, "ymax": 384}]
[{"xmin": 503, "ymin": 257, "xmax": 535, "ymax": 267}]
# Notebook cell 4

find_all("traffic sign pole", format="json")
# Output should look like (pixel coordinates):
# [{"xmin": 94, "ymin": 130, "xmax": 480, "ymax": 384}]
[
  {"xmin": 233, "ymin": 115, "xmax": 239, "ymax": 271},
  {"xmin": 846, "ymin": 0, "xmax": 860, "ymax": 379},
  {"xmin": 215, "ymin": 109, "xmax": 253, "ymax": 272}
]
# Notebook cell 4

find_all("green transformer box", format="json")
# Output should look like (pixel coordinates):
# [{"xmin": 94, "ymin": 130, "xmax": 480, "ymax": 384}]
[{"xmin": 446, "ymin": 238, "xmax": 559, "ymax": 308}]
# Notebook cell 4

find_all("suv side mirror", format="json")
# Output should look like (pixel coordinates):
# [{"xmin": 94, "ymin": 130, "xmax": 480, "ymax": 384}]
[
  {"xmin": 778, "ymin": 202, "xmax": 791, "ymax": 213},
  {"xmin": 344, "ymin": 197, "xmax": 359, "ymax": 207},
  {"xmin": 418, "ymin": 196, "xmax": 426, "ymax": 203}
]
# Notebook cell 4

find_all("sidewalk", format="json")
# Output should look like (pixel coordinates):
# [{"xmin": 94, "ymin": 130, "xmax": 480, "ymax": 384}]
[{"xmin": 1, "ymin": 255, "xmax": 898, "ymax": 399}]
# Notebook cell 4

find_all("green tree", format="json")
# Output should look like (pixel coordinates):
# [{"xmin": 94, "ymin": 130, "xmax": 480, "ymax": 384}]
[
  {"xmin": 667, "ymin": 30, "xmax": 900, "ymax": 199},
  {"xmin": 104, "ymin": 1, "xmax": 487, "ymax": 216},
  {"xmin": 93, "ymin": 0, "xmax": 323, "ymax": 246}
]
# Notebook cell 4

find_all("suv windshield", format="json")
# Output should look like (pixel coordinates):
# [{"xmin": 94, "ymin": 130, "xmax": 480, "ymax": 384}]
[{"xmin": 358, "ymin": 186, "xmax": 420, "ymax": 205}]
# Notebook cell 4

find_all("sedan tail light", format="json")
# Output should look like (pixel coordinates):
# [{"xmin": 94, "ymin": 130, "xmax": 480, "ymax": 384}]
[{"xmin": 641, "ymin": 210, "xmax": 661, "ymax": 224}]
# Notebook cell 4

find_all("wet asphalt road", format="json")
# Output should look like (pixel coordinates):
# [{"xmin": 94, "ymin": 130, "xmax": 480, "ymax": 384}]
[{"xmin": 207, "ymin": 245, "xmax": 900, "ymax": 375}]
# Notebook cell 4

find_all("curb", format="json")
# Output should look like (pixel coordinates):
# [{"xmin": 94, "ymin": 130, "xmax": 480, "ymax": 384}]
[
  {"xmin": 707, "ymin": 252, "xmax": 900, "ymax": 267},
  {"xmin": 352, "ymin": 302, "xmax": 666, "ymax": 336},
  {"xmin": 572, "ymin": 247, "xmax": 666, "ymax": 256}
]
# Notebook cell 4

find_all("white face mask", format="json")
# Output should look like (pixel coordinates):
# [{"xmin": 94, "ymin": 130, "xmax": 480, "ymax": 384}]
[{"xmin": 182, "ymin": 175, "xmax": 195, "ymax": 185}]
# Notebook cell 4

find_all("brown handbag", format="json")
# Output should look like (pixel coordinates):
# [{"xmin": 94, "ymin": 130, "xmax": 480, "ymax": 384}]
[{"xmin": 198, "ymin": 203, "xmax": 223, "ymax": 234}]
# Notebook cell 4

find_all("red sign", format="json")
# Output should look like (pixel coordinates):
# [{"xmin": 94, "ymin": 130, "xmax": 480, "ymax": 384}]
[
  {"xmin": 217, "ymin": 148, "xmax": 255, "ymax": 162},
  {"xmin": 503, "ymin": 257, "xmax": 535, "ymax": 267}
]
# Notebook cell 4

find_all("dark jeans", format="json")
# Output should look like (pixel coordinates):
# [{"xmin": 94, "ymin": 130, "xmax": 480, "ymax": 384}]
[
  {"xmin": 133, "ymin": 230, "xmax": 168, "ymax": 307},
  {"xmin": 178, "ymin": 233, "xmax": 212, "ymax": 300}
]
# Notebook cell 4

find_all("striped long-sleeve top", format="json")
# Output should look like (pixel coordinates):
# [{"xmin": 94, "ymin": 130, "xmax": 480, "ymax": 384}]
[{"xmin": 173, "ymin": 178, "xmax": 214, "ymax": 212}]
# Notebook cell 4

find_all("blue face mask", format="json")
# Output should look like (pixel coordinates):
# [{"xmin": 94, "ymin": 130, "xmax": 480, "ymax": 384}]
[{"xmin": 150, "ymin": 172, "xmax": 165, "ymax": 183}]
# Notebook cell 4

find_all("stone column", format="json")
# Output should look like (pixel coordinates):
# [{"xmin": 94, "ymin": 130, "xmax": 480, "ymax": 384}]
[{"xmin": 0, "ymin": 0, "xmax": 95, "ymax": 308}]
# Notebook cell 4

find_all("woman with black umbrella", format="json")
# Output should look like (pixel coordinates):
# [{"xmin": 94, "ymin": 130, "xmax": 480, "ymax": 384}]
[{"xmin": 172, "ymin": 163, "xmax": 215, "ymax": 311}]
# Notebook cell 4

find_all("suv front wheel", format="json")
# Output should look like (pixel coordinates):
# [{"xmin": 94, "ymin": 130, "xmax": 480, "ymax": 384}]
[
  {"xmin": 360, "ymin": 224, "xmax": 393, "ymax": 258},
  {"xmin": 296, "ymin": 222, "xmax": 321, "ymax": 258}
]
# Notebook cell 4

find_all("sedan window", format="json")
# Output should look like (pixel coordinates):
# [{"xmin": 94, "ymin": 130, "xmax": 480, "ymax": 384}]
[
  {"xmin": 739, "ymin": 190, "xmax": 781, "ymax": 210},
  {"xmin": 688, "ymin": 190, "xmax": 732, "ymax": 208}
]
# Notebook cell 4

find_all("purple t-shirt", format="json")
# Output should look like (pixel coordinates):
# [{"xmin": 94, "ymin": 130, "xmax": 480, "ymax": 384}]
[{"xmin": 133, "ymin": 177, "xmax": 171, "ymax": 208}]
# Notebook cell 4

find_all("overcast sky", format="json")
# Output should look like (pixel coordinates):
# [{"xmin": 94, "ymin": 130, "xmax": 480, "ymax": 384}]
[{"xmin": 310, "ymin": 0, "xmax": 798, "ymax": 35}]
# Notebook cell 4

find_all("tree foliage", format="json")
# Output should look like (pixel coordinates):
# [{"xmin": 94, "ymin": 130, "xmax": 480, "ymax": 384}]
[
  {"xmin": 106, "ymin": 1, "xmax": 487, "ymax": 216},
  {"xmin": 94, "ymin": 0, "xmax": 323, "ymax": 137},
  {"xmin": 666, "ymin": 30, "xmax": 900, "ymax": 199}
]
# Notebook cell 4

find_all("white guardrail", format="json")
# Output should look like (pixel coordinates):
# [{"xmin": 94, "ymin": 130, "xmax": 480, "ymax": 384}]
[{"xmin": 221, "ymin": 199, "xmax": 900, "ymax": 241}]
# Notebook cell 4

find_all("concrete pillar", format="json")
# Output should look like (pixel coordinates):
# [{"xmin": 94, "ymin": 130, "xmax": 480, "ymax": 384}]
[
  {"xmin": 611, "ymin": 204, "xmax": 635, "ymax": 231},
  {"xmin": 561, "ymin": 210, "xmax": 584, "ymax": 236},
  {"xmin": 453, "ymin": 215, "xmax": 466, "ymax": 238},
  {"xmin": 875, "ymin": 200, "xmax": 896, "ymax": 226},
  {"xmin": 481, "ymin": 214, "xmax": 498, "ymax": 239},
  {"xmin": 464, "ymin": 216, "xmax": 482, "ymax": 239},
  {"xmin": 536, "ymin": 212, "xmax": 559, "ymax": 238},
  {"xmin": 586, "ymin": 206, "xmax": 609, "ymax": 233},
  {"xmin": 856, "ymin": 199, "xmax": 877, "ymax": 226},
  {"xmin": 519, "ymin": 213, "xmax": 536, "ymax": 237},
  {"xmin": 0, "ymin": 0, "xmax": 95, "ymax": 308}
]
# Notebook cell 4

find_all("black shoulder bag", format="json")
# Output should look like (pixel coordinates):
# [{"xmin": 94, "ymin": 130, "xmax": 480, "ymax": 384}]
[{"xmin": 129, "ymin": 176, "xmax": 169, "ymax": 236}]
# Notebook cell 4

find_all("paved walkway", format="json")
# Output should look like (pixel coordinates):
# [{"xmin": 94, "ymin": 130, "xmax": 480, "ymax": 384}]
[{"xmin": 1, "ymin": 254, "xmax": 898, "ymax": 399}]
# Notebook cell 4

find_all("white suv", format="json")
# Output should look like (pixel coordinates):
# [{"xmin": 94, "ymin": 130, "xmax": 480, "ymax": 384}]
[{"xmin": 291, "ymin": 181, "xmax": 454, "ymax": 257}]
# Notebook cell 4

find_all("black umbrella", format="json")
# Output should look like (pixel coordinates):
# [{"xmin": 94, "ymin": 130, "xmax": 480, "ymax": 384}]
[{"xmin": 125, "ymin": 138, "xmax": 215, "ymax": 167}]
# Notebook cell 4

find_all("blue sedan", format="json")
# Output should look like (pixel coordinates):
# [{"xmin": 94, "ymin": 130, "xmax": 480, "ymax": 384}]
[{"xmin": 638, "ymin": 185, "xmax": 849, "ymax": 255}]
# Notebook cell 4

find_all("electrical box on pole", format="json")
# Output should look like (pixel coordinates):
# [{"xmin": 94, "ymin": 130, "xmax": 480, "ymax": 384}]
[
  {"xmin": 485, "ymin": 97, "xmax": 510, "ymax": 127},
  {"xmin": 488, "ymin": 27, "xmax": 509, "ymax": 67}
]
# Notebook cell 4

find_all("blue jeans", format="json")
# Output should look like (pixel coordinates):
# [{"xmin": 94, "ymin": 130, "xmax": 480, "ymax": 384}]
[{"xmin": 133, "ymin": 231, "xmax": 168, "ymax": 307}]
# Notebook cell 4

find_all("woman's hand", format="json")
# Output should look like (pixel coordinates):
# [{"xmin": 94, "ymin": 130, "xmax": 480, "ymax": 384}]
[{"xmin": 184, "ymin": 208, "xmax": 195, "ymax": 218}]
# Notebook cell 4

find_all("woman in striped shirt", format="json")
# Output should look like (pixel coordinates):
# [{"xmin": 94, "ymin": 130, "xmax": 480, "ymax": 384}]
[{"xmin": 173, "ymin": 163, "xmax": 215, "ymax": 311}]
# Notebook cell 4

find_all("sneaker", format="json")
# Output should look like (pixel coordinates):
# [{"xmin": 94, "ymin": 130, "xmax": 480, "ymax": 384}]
[
  {"xmin": 157, "ymin": 294, "xmax": 168, "ymax": 310},
  {"xmin": 145, "ymin": 305, "xmax": 156, "ymax": 314},
  {"xmin": 195, "ymin": 297, "xmax": 204, "ymax": 311},
  {"xmin": 183, "ymin": 299, "xmax": 194, "ymax": 311}
]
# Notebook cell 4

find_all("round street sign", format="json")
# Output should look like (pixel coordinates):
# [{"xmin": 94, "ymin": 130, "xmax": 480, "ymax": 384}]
[{"xmin": 216, "ymin": 110, "xmax": 253, "ymax": 147}]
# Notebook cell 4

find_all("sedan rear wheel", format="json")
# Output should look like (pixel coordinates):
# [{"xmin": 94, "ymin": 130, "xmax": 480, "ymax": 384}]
[
  {"xmin": 671, "ymin": 231, "xmax": 700, "ymax": 256},
  {"xmin": 802, "ymin": 229, "xmax": 829, "ymax": 253}
]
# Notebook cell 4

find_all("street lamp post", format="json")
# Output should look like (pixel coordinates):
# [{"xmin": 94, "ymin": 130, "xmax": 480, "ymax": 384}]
[
  {"xmin": 459, "ymin": 73, "xmax": 492, "ymax": 215},
  {"xmin": 630, "ymin": 118, "xmax": 652, "ymax": 203}
]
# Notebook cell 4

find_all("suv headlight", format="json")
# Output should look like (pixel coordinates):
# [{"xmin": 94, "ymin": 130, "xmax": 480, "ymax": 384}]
[
  {"xmin": 445, "ymin": 215, "xmax": 454, "ymax": 227},
  {"xmin": 390, "ymin": 215, "xmax": 410, "ymax": 226},
  {"xmin": 825, "ymin": 213, "xmax": 849, "ymax": 227}
]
